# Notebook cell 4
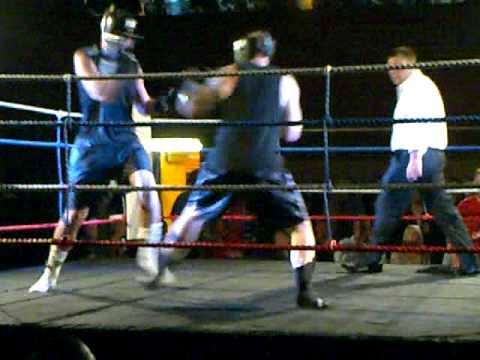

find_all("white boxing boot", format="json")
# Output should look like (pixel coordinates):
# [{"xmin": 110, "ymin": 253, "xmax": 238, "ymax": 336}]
[
  {"xmin": 159, "ymin": 266, "xmax": 176, "ymax": 285},
  {"xmin": 136, "ymin": 224, "xmax": 175, "ymax": 288},
  {"xmin": 29, "ymin": 245, "xmax": 68, "ymax": 293}
]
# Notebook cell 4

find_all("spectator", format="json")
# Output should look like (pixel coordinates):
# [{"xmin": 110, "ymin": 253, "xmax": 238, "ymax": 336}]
[
  {"xmin": 335, "ymin": 220, "xmax": 376, "ymax": 270},
  {"xmin": 390, "ymin": 224, "xmax": 430, "ymax": 265},
  {"xmin": 443, "ymin": 167, "xmax": 480, "ymax": 269}
]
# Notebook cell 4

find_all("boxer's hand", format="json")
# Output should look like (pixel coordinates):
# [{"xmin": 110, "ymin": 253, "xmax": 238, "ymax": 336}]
[
  {"xmin": 406, "ymin": 150, "xmax": 422, "ymax": 182},
  {"xmin": 328, "ymin": 239, "xmax": 337, "ymax": 251}
]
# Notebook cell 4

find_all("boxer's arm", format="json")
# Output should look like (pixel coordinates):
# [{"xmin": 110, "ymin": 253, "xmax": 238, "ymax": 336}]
[
  {"xmin": 133, "ymin": 67, "xmax": 156, "ymax": 115},
  {"xmin": 280, "ymin": 75, "xmax": 303, "ymax": 142},
  {"xmin": 204, "ymin": 64, "xmax": 238, "ymax": 99},
  {"xmin": 176, "ymin": 64, "xmax": 238, "ymax": 118},
  {"xmin": 74, "ymin": 48, "xmax": 124, "ymax": 102}
]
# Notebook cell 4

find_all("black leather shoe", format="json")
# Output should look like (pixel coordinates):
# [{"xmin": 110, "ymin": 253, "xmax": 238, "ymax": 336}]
[
  {"xmin": 341, "ymin": 264, "xmax": 359, "ymax": 273},
  {"xmin": 416, "ymin": 265, "xmax": 452, "ymax": 274},
  {"xmin": 297, "ymin": 292, "xmax": 327, "ymax": 309},
  {"xmin": 417, "ymin": 265, "xmax": 478, "ymax": 276},
  {"xmin": 367, "ymin": 263, "xmax": 383, "ymax": 273},
  {"xmin": 341, "ymin": 263, "xmax": 383, "ymax": 274},
  {"xmin": 453, "ymin": 267, "xmax": 479, "ymax": 277}
]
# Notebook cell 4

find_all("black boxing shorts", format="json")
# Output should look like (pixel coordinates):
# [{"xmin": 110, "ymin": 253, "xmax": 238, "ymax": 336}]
[{"xmin": 185, "ymin": 165, "xmax": 309, "ymax": 230}]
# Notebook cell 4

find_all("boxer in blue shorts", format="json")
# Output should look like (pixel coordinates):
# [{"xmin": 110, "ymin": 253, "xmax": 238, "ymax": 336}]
[{"xmin": 30, "ymin": 5, "xmax": 169, "ymax": 292}]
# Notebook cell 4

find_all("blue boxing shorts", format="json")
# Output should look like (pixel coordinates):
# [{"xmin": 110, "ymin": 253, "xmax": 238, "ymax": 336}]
[{"xmin": 67, "ymin": 140, "xmax": 151, "ymax": 210}]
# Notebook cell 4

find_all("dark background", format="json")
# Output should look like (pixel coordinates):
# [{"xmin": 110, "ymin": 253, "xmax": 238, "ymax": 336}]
[{"xmin": 0, "ymin": 1, "xmax": 480, "ymax": 268}]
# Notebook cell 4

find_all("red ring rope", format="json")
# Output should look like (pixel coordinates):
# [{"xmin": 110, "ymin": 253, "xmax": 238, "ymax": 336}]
[
  {"xmin": 0, "ymin": 217, "xmax": 125, "ymax": 233},
  {"xmin": 3, "ymin": 213, "xmax": 480, "ymax": 233},
  {"xmin": 0, "ymin": 237, "xmax": 479, "ymax": 254},
  {"xmin": 164, "ymin": 214, "xmax": 462, "ymax": 221}
]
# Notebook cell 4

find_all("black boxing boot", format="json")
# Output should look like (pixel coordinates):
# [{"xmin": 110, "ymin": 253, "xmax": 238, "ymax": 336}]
[{"xmin": 294, "ymin": 261, "xmax": 327, "ymax": 309}]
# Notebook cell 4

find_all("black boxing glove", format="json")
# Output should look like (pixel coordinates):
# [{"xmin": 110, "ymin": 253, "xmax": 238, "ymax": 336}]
[
  {"xmin": 175, "ymin": 80, "xmax": 218, "ymax": 118},
  {"xmin": 153, "ymin": 88, "xmax": 179, "ymax": 115},
  {"xmin": 153, "ymin": 79, "xmax": 218, "ymax": 118}
]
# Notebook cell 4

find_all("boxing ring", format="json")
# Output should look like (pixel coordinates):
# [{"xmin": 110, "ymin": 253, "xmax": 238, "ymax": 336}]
[{"xmin": 1, "ymin": 62, "xmax": 480, "ymax": 359}]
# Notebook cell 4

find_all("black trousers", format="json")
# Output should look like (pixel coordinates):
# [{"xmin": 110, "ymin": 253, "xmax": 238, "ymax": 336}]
[{"xmin": 371, "ymin": 149, "xmax": 478, "ymax": 272}]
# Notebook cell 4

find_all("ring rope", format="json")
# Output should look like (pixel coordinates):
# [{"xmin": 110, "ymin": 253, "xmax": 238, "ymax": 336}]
[
  {"xmin": 162, "ymin": 214, "xmax": 441, "ymax": 222},
  {"xmin": 332, "ymin": 59, "xmax": 480, "ymax": 74},
  {"xmin": 0, "ymin": 237, "xmax": 478, "ymax": 254},
  {"xmin": 0, "ymin": 183, "xmax": 479, "ymax": 193},
  {"xmin": 0, "ymin": 218, "xmax": 125, "ymax": 233},
  {"xmin": 207, "ymin": 146, "xmax": 480, "ymax": 154},
  {"xmin": 164, "ymin": 214, "xmax": 480, "ymax": 223},
  {"xmin": 2, "ymin": 137, "xmax": 480, "ymax": 155},
  {"xmin": 5, "ymin": 213, "xmax": 480, "ymax": 234},
  {"xmin": 2, "ymin": 115, "xmax": 480, "ymax": 129},
  {"xmin": 0, "ymin": 100, "xmax": 82, "ymax": 118},
  {"xmin": 3, "ymin": 139, "xmax": 480, "ymax": 154},
  {"xmin": 0, "ymin": 138, "xmax": 71, "ymax": 148},
  {"xmin": 2, "ymin": 213, "xmax": 472, "ymax": 234},
  {"xmin": 0, "ymin": 58, "xmax": 479, "ymax": 83},
  {"xmin": 2, "ymin": 115, "xmax": 480, "ymax": 128},
  {"xmin": 331, "ymin": 115, "xmax": 480, "ymax": 127},
  {"xmin": 307, "ymin": 126, "xmax": 480, "ymax": 133}
]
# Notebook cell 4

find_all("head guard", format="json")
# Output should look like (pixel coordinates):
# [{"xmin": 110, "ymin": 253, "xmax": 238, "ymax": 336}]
[
  {"xmin": 100, "ymin": 4, "xmax": 143, "ymax": 43},
  {"xmin": 233, "ymin": 31, "xmax": 276, "ymax": 63}
]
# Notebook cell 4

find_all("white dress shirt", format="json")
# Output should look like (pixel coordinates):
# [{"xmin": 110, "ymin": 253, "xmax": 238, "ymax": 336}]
[{"xmin": 390, "ymin": 69, "xmax": 447, "ymax": 155}]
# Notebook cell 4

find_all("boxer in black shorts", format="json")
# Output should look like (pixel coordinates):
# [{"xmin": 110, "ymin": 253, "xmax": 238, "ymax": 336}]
[
  {"xmin": 154, "ymin": 31, "xmax": 326, "ymax": 309},
  {"xmin": 30, "ymin": 5, "xmax": 167, "ymax": 292}
]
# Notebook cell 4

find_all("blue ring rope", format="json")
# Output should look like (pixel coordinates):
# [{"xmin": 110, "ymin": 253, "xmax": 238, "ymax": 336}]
[
  {"xmin": 2, "ymin": 139, "xmax": 480, "ymax": 154},
  {"xmin": 0, "ymin": 138, "xmax": 72, "ymax": 148}
]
